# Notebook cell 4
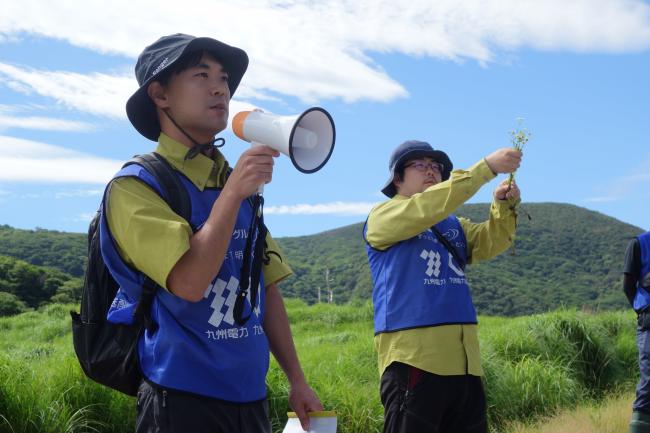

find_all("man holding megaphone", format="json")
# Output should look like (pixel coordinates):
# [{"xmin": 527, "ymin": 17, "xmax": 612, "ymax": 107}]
[{"xmin": 102, "ymin": 33, "xmax": 322, "ymax": 433}]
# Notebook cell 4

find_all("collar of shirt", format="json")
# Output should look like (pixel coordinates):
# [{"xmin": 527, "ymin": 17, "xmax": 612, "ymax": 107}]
[{"xmin": 155, "ymin": 133, "xmax": 229, "ymax": 190}]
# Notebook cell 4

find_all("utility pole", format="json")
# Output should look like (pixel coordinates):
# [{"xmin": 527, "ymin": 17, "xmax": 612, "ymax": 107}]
[
  {"xmin": 325, "ymin": 267, "xmax": 334, "ymax": 303},
  {"xmin": 317, "ymin": 286, "xmax": 321, "ymax": 303}
]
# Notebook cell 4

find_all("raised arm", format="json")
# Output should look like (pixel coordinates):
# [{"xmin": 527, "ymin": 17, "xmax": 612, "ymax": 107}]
[
  {"xmin": 166, "ymin": 145, "xmax": 279, "ymax": 301},
  {"xmin": 367, "ymin": 148, "xmax": 521, "ymax": 250},
  {"xmin": 460, "ymin": 180, "xmax": 520, "ymax": 264}
]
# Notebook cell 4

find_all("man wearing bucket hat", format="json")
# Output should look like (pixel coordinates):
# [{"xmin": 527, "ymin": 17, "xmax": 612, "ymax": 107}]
[
  {"xmin": 102, "ymin": 34, "xmax": 321, "ymax": 433},
  {"xmin": 363, "ymin": 140, "xmax": 522, "ymax": 433},
  {"xmin": 624, "ymin": 231, "xmax": 650, "ymax": 433}
]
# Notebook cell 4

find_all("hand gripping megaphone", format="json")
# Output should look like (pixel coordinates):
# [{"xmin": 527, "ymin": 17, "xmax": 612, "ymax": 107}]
[{"xmin": 232, "ymin": 107, "xmax": 336, "ymax": 187}]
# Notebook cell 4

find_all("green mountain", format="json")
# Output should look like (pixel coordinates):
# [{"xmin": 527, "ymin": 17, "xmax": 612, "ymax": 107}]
[
  {"xmin": 0, "ymin": 254, "xmax": 82, "ymax": 313},
  {"xmin": 0, "ymin": 224, "xmax": 86, "ymax": 277},
  {"xmin": 0, "ymin": 225, "xmax": 86, "ymax": 314},
  {"xmin": 0, "ymin": 203, "xmax": 644, "ymax": 316},
  {"xmin": 274, "ymin": 203, "xmax": 645, "ymax": 315}
]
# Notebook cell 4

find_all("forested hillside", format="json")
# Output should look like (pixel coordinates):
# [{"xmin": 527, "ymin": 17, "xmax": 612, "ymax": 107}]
[
  {"xmin": 0, "ymin": 255, "xmax": 82, "ymax": 315},
  {"xmin": 0, "ymin": 203, "xmax": 644, "ymax": 316},
  {"xmin": 0, "ymin": 224, "xmax": 86, "ymax": 277},
  {"xmin": 275, "ymin": 203, "xmax": 644, "ymax": 315}
]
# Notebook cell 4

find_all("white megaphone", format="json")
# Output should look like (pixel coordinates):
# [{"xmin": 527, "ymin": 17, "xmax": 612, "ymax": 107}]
[{"xmin": 232, "ymin": 107, "xmax": 336, "ymax": 192}]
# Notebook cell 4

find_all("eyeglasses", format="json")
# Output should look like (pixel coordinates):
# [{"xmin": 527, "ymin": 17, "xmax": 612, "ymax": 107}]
[{"xmin": 404, "ymin": 161, "xmax": 444, "ymax": 173}]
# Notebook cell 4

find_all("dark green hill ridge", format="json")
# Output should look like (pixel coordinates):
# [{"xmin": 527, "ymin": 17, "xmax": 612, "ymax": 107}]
[
  {"xmin": 0, "ymin": 203, "xmax": 644, "ymax": 316},
  {"xmin": 0, "ymin": 224, "xmax": 86, "ymax": 277},
  {"xmin": 274, "ymin": 203, "xmax": 644, "ymax": 315}
]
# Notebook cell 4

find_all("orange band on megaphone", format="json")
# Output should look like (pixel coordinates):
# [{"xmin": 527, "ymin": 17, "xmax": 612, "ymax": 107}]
[{"xmin": 232, "ymin": 111, "xmax": 251, "ymax": 140}]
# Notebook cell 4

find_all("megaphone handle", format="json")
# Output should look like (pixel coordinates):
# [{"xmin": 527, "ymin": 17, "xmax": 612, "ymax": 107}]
[{"xmin": 251, "ymin": 141, "xmax": 264, "ymax": 195}]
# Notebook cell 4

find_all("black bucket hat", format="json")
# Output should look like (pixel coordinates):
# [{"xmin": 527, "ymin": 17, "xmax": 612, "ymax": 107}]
[
  {"xmin": 381, "ymin": 140, "xmax": 453, "ymax": 197},
  {"xmin": 126, "ymin": 33, "xmax": 249, "ymax": 141}
]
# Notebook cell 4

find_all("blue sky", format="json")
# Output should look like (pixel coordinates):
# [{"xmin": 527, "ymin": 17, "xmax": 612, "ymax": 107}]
[{"xmin": 0, "ymin": 0, "xmax": 649, "ymax": 237}]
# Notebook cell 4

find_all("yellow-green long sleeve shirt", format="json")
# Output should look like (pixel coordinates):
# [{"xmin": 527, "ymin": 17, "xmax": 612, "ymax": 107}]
[
  {"xmin": 366, "ymin": 159, "xmax": 517, "ymax": 376},
  {"xmin": 106, "ymin": 133, "xmax": 292, "ymax": 292}
]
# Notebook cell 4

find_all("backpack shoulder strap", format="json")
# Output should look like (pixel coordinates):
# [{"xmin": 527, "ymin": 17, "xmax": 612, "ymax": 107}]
[
  {"xmin": 124, "ymin": 152, "xmax": 192, "ymax": 223},
  {"xmin": 120, "ymin": 152, "xmax": 191, "ymax": 331}
]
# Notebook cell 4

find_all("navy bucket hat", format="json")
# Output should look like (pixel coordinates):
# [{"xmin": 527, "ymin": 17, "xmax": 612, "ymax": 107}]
[
  {"xmin": 381, "ymin": 140, "xmax": 453, "ymax": 198},
  {"xmin": 126, "ymin": 33, "xmax": 249, "ymax": 141}
]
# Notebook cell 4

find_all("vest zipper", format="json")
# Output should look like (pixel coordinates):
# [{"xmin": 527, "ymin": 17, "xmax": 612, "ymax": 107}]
[{"xmin": 162, "ymin": 390, "xmax": 167, "ymax": 408}]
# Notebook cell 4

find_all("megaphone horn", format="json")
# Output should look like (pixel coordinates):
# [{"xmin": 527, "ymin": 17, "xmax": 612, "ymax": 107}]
[{"xmin": 232, "ymin": 107, "xmax": 336, "ymax": 174}]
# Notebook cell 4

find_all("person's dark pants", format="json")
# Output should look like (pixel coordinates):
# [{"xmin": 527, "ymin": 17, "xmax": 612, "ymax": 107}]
[
  {"xmin": 632, "ymin": 311, "xmax": 650, "ymax": 433},
  {"xmin": 634, "ymin": 312, "xmax": 650, "ymax": 415},
  {"xmin": 135, "ymin": 381, "xmax": 272, "ymax": 433},
  {"xmin": 380, "ymin": 362, "xmax": 487, "ymax": 433}
]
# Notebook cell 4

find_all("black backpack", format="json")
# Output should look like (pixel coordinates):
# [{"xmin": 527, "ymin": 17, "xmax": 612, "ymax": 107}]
[{"xmin": 70, "ymin": 152, "xmax": 191, "ymax": 396}]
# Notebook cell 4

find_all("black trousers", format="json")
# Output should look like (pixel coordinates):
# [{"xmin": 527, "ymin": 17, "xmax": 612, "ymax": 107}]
[
  {"xmin": 380, "ymin": 362, "xmax": 487, "ymax": 433},
  {"xmin": 135, "ymin": 381, "xmax": 272, "ymax": 433},
  {"xmin": 634, "ymin": 311, "xmax": 650, "ymax": 414}
]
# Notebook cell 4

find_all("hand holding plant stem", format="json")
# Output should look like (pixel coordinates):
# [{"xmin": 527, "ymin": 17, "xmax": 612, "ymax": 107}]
[{"xmin": 507, "ymin": 118, "xmax": 532, "ymax": 255}]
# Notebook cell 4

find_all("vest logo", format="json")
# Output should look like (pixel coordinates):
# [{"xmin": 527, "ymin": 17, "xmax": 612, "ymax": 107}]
[
  {"xmin": 442, "ymin": 228, "xmax": 460, "ymax": 240},
  {"xmin": 204, "ymin": 276, "xmax": 260, "ymax": 328},
  {"xmin": 420, "ymin": 249, "xmax": 441, "ymax": 277},
  {"xmin": 448, "ymin": 253, "xmax": 465, "ymax": 277}
]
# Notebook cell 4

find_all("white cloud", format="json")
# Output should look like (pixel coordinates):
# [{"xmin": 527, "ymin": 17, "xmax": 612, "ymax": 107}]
[
  {"xmin": 0, "ymin": 0, "xmax": 409, "ymax": 104},
  {"xmin": 584, "ymin": 156, "xmax": 650, "ymax": 203},
  {"xmin": 0, "ymin": 62, "xmax": 135, "ymax": 119},
  {"xmin": 55, "ymin": 189, "xmax": 103, "ymax": 199},
  {"xmin": 0, "ymin": 114, "xmax": 93, "ymax": 132},
  {"xmin": 0, "ymin": 104, "xmax": 94, "ymax": 132},
  {"xmin": 265, "ymin": 201, "xmax": 377, "ymax": 215},
  {"xmin": 0, "ymin": 135, "xmax": 122, "ymax": 183},
  {"xmin": 71, "ymin": 212, "xmax": 96, "ymax": 222},
  {"xmin": 1, "ymin": 1, "xmax": 649, "ymax": 103},
  {"xmin": 0, "ymin": 103, "xmax": 51, "ymax": 113},
  {"xmin": 0, "ymin": 62, "xmax": 261, "ymax": 121},
  {"xmin": 0, "ymin": 0, "xmax": 648, "ymax": 119}
]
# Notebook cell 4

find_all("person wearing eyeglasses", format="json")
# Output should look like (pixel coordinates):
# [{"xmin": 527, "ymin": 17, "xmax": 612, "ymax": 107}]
[{"xmin": 363, "ymin": 140, "xmax": 522, "ymax": 433}]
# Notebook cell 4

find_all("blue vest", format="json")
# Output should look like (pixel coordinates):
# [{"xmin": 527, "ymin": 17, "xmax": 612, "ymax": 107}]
[
  {"xmin": 101, "ymin": 163, "xmax": 269, "ymax": 402},
  {"xmin": 364, "ymin": 215, "xmax": 477, "ymax": 334},
  {"xmin": 633, "ymin": 232, "xmax": 650, "ymax": 311}
]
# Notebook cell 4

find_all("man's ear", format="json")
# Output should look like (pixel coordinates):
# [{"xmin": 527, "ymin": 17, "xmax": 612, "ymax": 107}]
[
  {"xmin": 393, "ymin": 175, "xmax": 402, "ymax": 191},
  {"xmin": 147, "ymin": 81, "xmax": 170, "ymax": 109}
]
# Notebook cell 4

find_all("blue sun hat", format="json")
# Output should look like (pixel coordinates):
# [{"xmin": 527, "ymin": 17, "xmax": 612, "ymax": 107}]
[
  {"xmin": 126, "ymin": 33, "xmax": 249, "ymax": 141},
  {"xmin": 381, "ymin": 140, "xmax": 453, "ymax": 197}
]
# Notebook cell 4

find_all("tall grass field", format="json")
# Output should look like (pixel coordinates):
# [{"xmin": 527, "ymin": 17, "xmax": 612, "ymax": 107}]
[
  {"xmin": 0, "ymin": 301, "xmax": 639, "ymax": 433},
  {"xmin": 506, "ymin": 392, "xmax": 634, "ymax": 433}
]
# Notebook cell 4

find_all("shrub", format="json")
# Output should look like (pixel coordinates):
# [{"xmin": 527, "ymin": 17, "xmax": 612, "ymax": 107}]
[{"xmin": 0, "ymin": 291, "xmax": 30, "ymax": 316}]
